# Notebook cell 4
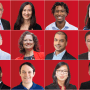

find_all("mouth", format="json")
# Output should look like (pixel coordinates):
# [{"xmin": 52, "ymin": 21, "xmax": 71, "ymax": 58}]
[
  {"xmin": 55, "ymin": 45, "xmax": 61, "ymax": 48},
  {"xmin": 60, "ymin": 76, "xmax": 64, "ymax": 78}
]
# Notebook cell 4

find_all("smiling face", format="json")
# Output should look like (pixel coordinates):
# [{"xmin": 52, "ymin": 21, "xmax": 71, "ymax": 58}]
[
  {"xmin": 23, "ymin": 34, "xmax": 34, "ymax": 50},
  {"xmin": 86, "ymin": 35, "xmax": 90, "ymax": 51},
  {"xmin": 22, "ymin": 4, "xmax": 32, "ymax": 20},
  {"xmin": 54, "ymin": 5, "xmax": 67, "ymax": 23},
  {"xmin": 20, "ymin": 65, "xmax": 35, "ymax": 84}
]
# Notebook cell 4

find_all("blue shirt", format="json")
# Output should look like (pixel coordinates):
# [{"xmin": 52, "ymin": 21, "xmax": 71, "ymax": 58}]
[
  {"xmin": 12, "ymin": 82, "xmax": 44, "ymax": 90},
  {"xmin": 45, "ymin": 21, "xmax": 78, "ymax": 30},
  {"xmin": 83, "ymin": 26, "xmax": 90, "ymax": 30},
  {"xmin": 0, "ymin": 19, "xmax": 4, "ymax": 30}
]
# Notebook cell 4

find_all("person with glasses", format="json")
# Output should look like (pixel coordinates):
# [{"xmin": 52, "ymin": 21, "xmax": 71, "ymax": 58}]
[{"xmin": 45, "ymin": 62, "xmax": 77, "ymax": 90}]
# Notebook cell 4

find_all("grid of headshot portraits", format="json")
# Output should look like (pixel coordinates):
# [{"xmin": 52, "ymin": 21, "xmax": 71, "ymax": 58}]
[{"xmin": 0, "ymin": 0, "xmax": 90, "ymax": 90}]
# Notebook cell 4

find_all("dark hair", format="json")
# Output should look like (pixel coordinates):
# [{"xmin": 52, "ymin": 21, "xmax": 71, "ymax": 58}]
[
  {"xmin": 85, "ymin": 31, "xmax": 90, "ymax": 41},
  {"xmin": 0, "ymin": 67, "xmax": 2, "ymax": 72},
  {"xmin": 52, "ymin": 62, "xmax": 70, "ymax": 88},
  {"xmin": 19, "ymin": 62, "xmax": 35, "ymax": 73},
  {"xmin": 85, "ymin": 4, "xmax": 90, "ymax": 29},
  {"xmin": 19, "ymin": 31, "xmax": 40, "ymax": 54},
  {"xmin": 88, "ymin": 62, "xmax": 90, "ymax": 67},
  {"xmin": 14, "ymin": 2, "xmax": 36, "ymax": 30},
  {"xmin": 51, "ymin": 2, "xmax": 69, "ymax": 15},
  {"xmin": 54, "ymin": 31, "xmax": 67, "ymax": 41}
]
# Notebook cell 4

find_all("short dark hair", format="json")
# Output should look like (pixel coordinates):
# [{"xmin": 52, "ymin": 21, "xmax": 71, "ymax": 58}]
[
  {"xmin": 52, "ymin": 62, "xmax": 70, "ymax": 88},
  {"xmin": 51, "ymin": 2, "xmax": 69, "ymax": 15},
  {"xmin": 54, "ymin": 31, "xmax": 67, "ymax": 41},
  {"xmin": 0, "ymin": 67, "xmax": 2, "ymax": 72},
  {"xmin": 19, "ymin": 62, "xmax": 35, "ymax": 73},
  {"xmin": 85, "ymin": 31, "xmax": 90, "ymax": 41}
]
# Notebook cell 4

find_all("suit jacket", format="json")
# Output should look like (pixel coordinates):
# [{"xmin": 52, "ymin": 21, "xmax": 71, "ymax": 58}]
[
  {"xmin": 45, "ymin": 51, "xmax": 76, "ymax": 60},
  {"xmin": 1, "ymin": 19, "xmax": 10, "ymax": 30},
  {"xmin": 45, "ymin": 83, "xmax": 77, "ymax": 90},
  {"xmin": 80, "ymin": 81, "xmax": 90, "ymax": 89},
  {"xmin": 0, "ymin": 82, "xmax": 10, "ymax": 89},
  {"xmin": 79, "ymin": 52, "xmax": 88, "ymax": 60}
]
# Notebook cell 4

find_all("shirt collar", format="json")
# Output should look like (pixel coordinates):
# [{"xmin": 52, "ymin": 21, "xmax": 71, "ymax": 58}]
[{"xmin": 0, "ymin": 19, "xmax": 1, "ymax": 24}]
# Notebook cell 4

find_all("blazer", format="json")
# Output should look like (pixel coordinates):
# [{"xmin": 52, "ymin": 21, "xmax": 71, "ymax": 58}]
[
  {"xmin": 45, "ymin": 51, "xmax": 76, "ymax": 60},
  {"xmin": 0, "ymin": 82, "xmax": 10, "ymax": 89},
  {"xmin": 79, "ymin": 52, "xmax": 88, "ymax": 60},
  {"xmin": 15, "ymin": 51, "xmax": 44, "ymax": 60},
  {"xmin": 45, "ymin": 83, "xmax": 77, "ymax": 89},
  {"xmin": 80, "ymin": 81, "xmax": 90, "ymax": 89},
  {"xmin": 1, "ymin": 19, "xmax": 10, "ymax": 30}
]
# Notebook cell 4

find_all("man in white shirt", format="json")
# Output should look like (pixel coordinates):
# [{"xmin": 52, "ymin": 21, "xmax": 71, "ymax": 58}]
[{"xmin": 45, "ymin": 2, "xmax": 78, "ymax": 30}]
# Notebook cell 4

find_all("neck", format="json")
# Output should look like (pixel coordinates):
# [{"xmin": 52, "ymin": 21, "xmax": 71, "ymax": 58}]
[
  {"xmin": 22, "ymin": 81, "xmax": 33, "ymax": 89},
  {"xmin": 58, "ymin": 80, "xmax": 65, "ymax": 87},
  {"xmin": 56, "ymin": 20, "xmax": 65, "ymax": 30},
  {"xmin": 25, "ymin": 49, "xmax": 34, "ymax": 57},
  {"xmin": 55, "ymin": 49, "xmax": 65, "ymax": 56},
  {"xmin": 23, "ymin": 19, "xmax": 30, "ymax": 25}
]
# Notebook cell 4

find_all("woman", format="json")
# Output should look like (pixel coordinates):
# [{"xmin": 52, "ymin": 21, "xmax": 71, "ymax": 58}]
[
  {"xmin": 14, "ymin": 2, "xmax": 42, "ymax": 30},
  {"xmin": 84, "ymin": 4, "xmax": 90, "ymax": 30},
  {"xmin": 15, "ymin": 31, "xmax": 44, "ymax": 60},
  {"xmin": 45, "ymin": 62, "xmax": 76, "ymax": 90}
]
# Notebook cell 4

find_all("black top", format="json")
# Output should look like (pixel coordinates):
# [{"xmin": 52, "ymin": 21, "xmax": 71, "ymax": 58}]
[
  {"xmin": 14, "ymin": 23, "xmax": 42, "ymax": 30},
  {"xmin": 80, "ymin": 81, "xmax": 90, "ymax": 89},
  {"xmin": 79, "ymin": 52, "xmax": 88, "ymax": 60},
  {"xmin": 45, "ymin": 51, "xmax": 76, "ymax": 60},
  {"xmin": 45, "ymin": 83, "xmax": 77, "ymax": 89},
  {"xmin": 24, "ymin": 55, "xmax": 34, "ymax": 60},
  {"xmin": 0, "ymin": 82, "xmax": 10, "ymax": 89}
]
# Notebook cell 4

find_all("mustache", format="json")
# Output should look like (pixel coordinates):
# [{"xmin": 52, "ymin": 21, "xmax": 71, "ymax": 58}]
[{"xmin": 55, "ymin": 44, "xmax": 61, "ymax": 47}]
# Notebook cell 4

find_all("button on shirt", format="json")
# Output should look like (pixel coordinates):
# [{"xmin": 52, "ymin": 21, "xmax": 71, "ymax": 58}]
[
  {"xmin": 52, "ymin": 50, "xmax": 66, "ymax": 60},
  {"xmin": 88, "ymin": 52, "xmax": 90, "ymax": 60},
  {"xmin": 45, "ymin": 21, "xmax": 78, "ymax": 30},
  {"xmin": 0, "ymin": 19, "xmax": 4, "ymax": 30}
]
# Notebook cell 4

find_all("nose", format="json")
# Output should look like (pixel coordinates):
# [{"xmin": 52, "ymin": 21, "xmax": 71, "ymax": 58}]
[
  {"xmin": 58, "ymin": 11, "xmax": 61, "ymax": 15},
  {"xmin": 26, "ymin": 10, "xmax": 29, "ymax": 14},
  {"xmin": 25, "ymin": 72, "xmax": 28, "ymax": 76},
  {"xmin": 56, "ymin": 40, "xmax": 60, "ymax": 45}
]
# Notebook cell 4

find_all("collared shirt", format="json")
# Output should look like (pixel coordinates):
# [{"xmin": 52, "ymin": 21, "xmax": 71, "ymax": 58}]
[
  {"xmin": 45, "ymin": 21, "xmax": 78, "ymax": 30},
  {"xmin": 0, "ymin": 19, "xmax": 4, "ymax": 30},
  {"xmin": 52, "ymin": 50, "xmax": 66, "ymax": 60},
  {"xmin": 88, "ymin": 52, "xmax": 90, "ymax": 60}
]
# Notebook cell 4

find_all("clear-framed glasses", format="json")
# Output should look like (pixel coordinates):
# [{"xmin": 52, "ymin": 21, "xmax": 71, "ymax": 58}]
[{"xmin": 56, "ymin": 70, "xmax": 68, "ymax": 74}]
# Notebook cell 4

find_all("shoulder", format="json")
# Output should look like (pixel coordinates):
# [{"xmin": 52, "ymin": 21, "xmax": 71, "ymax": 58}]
[
  {"xmin": 79, "ymin": 52, "xmax": 88, "ymax": 59},
  {"xmin": 12, "ymin": 84, "xmax": 21, "ymax": 89},
  {"xmin": 33, "ymin": 23, "xmax": 42, "ymax": 30},
  {"xmin": 45, "ymin": 83, "xmax": 55, "ymax": 89},
  {"xmin": 15, "ymin": 55, "xmax": 24, "ymax": 60},
  {"xmin": 81, "ymin": 81, "xmax": 90, "ymax": 85},
  {"xmin": 2, "ymin": 83, "xmax": 10, "ymax": 89},
  {"xmin": 1, "ymin": 50, "xmax": 10, "ymax": 57},
  {"xmin": 68, "ymin": 84, "xmax": 77, "ymax": 89},
  {"xmin": 83, "ymin": 26, "xmax": 90, "ymax": 30},
  {"xmin": 33, "ymin": 83, "xmax": 44, "ymax": 89},
  {"xmin": 45, "ymin": 52, "xmax": 54, "ymax": 60},
  {"xmin": 1, "ymin": 18, "xmax": 10, "ymax": 24}
]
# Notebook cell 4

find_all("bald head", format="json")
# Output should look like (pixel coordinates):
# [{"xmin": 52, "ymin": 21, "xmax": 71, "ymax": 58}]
[{"xmin": 0, "ymin": 3, "xmax": 3, "ymax": 19}]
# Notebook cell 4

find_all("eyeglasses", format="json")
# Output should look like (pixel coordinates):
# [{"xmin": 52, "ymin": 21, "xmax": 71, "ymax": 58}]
[{"xmin": 56, "ymin": 70, "xmax": 68, "ymax": 74}]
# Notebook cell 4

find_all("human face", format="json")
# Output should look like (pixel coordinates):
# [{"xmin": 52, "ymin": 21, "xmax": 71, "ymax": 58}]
[
  {"xmin": 20, "ymin": 65, "xmax": 35, "ymax": 84},
  {"xmin": 23, "ymin": 34, "xmax": 34, "ymax": 50},
  {"xmin": 54, "ymin": 34, "xmax": 67, "ymax": 53},
  {"xmin": 54, "ymin": 6, "xmax": 67, "ymax": 23},
  {"xmin": 86, "ymin": 35, "xmax": 90, "ymax": 51},
  {"xmin": 22, "ymin": 5, "xmax": 32, "ymax": 20},
  {"xmin": 56, "ymin": 65, "xmax": 68, "ymax": 82}
]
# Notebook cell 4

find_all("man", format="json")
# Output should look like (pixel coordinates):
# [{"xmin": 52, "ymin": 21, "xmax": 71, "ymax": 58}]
[
  {"xmin": 45, "ymin": 2, "xmax": 78, "ymax": 30},
  {"xmin": 0, "ymin": 3, "xmax": 10, "ymax": 30},
  {"xmin": 80, "ymin": 63, "xmax": 90, "ymax": 89},
  {"xmin": 0, "ymin": 34, "xmax": 11, "ymax": 60},
  {"xmin": 45, "ymin": 31, "xmax": 76, "ymax": 60},
  {"xmin": 12, "ymin": 62, "xmax": 44, "ymax": 89},
  {"xmin": 0, "ymin": 67, "xmax": 10, "ymax": 89},
  {"xmin": 79, "ymin": 31, "xmax": 90, "ymax": 60}
]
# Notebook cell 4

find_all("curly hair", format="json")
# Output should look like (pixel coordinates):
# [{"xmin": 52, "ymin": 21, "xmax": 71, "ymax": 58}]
[{"xmin": 19, "ymin": 31, "xmax": 40, "ymax": 54}]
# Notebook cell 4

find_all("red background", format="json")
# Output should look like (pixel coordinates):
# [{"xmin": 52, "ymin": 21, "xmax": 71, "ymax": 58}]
[
  {"xmin": 11, "ymin": 31, "xmax": 44, "ymax": 59},
  {"xmin": 11, "ymin": 1, "xmax": 44, "ymax": 30},
  {"xmin": 0, "ymin": 31, "xmax": 10, "ymax": 54},
  {"xmin": 0, "ymin": 60, "xmax": 10, "ymax": 87},
  {"xmin": 45, "ymin": 60, "xmax": 78, "ymax": 89},
  {"xmin": 11, "ymin": 60, "xmax": 44, "ymax": 88},
  {"xmin": 45, "ymin": 1, "xmax": 78, "ymax": 29},
  {"xmin": 79, "ymin": 60, "xmax": 90, "ymax": 88},
  {"xmin": 45, "ymin": 31, "xmax": 78, "ymax": 59}
]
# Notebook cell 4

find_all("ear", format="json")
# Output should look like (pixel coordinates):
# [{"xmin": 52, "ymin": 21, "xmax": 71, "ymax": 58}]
[
  {"xmin": 19, "ymin": 72, "xmax": 21, "ymax": 76},
  {"xmin": 33, "ymin": 72, "xmax": 35, "ymax": 77},
  {"xmin": 66, "ymin": 41, "xmax": 68, "ymax": 46}
]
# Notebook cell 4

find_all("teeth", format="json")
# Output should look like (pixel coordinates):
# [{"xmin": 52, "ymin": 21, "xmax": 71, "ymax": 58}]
[{"xmin": 58, "ymin": 17, "xmax": 62, "ymax": 19}]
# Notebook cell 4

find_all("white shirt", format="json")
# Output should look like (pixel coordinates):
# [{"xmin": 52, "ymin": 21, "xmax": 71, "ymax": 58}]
[
  {"xmin": 88, "ymin": 52, "xmax": 90, "ymax": 60},
  {"xmin": 0, "ymin": 19, "xmax": 4, "ymax": 30},
  {"xmin": 45, "ymin": 21, "xmax": 78, "ymax": 30}
]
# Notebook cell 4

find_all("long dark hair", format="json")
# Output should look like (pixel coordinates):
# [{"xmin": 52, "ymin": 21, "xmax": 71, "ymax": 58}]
[
  {"xmin": 52, "ymin": 62, "xmax": 71, "ymax": 88},
  {"xmin": 85, "ymin": 4, "xmax": 90, "ymax": 29},
  {"xmin": 14, "ymin": 2, "xmax": 36, "ymax": 30}
]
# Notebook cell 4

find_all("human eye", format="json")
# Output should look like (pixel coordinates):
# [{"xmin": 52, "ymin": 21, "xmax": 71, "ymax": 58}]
[
  {"xmin": 28, "ymin": 9, "xmax": 32, "ymax": 11},
  {"xmin": 23, "ymin": 9, "xmax": 26, "ymax": 11},
  {"xmin": 60, "ymin": 39, "xmax": 64, "ymax": 42},
  {"xmin": 54, "ymin": 38, "xmax": 57, "ymax": 41},
  {"xmin": 22, "ymin": 71, "xmax": 26, "ymax": 73},
  {"xmin": 28, "ymin": 71, "xmax": 31, "ymax": 74},
  {"xmin": 87, "ymin": 39, "xmax": 90, "ymax": 42},
  {"xmin": 55, "ymin": 10, "xmax": 59, "ymax": 13}
]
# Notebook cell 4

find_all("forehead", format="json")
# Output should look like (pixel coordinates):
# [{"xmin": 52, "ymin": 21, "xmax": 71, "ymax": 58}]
[
  {"xmin": 0, "ymin": 3, "xmax": 3, "ymax": 9},
  {"xmin": 55, "ymin": 5, "xmax": 65, "ymax": 10},
  {"xmin": 23, "ymin": 4, "xmax": 32, "ymax": 9},
  {"xmin": 57, "ymin": 65, "xmax": 68, "ymax": 70},
  {"xmin": 54, "ymin": 34, "xmax": 66, "ymax": 39},
  {"xmin": 21, "ymin": 65, "xmax": 33, "ymax": 71},
  {"xmin": 86, "ymin": 35, "xmax": 90, "ymax": 40},
  {"xmin": 24, "ymin": 34, "xmax": 33, "ymax": 39}
]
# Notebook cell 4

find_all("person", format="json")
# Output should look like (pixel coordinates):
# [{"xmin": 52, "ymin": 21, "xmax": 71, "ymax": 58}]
[
  {"xmin": 80, "ymin": 63, "xmax": 90, "ymax": 89},
  {"xmin": 0, "ymin": 34, "xmax": 11, "ymax": 60},
  {"xmin": 83, "ymin": 4, "xmax": 90, "ymax": 30},
  {"xmin": 79, "ymin": 31, "xmax": 90, "ymax": 60},
  {"xmin": 12, "ymin": 62, "xmax": 44, "ymax": 89},
  {"xmin": 0, "ymin": 3, "xmax": 10, "ymax": 30},
  {"xmin": 45, "ymin": 31, "xmax": 76, "ymax": 60},
  {"xmin": 45, "ymin": 2, "xmax": 78, "ymax": 30},
  {"xmin": 45, "ymin": 62, "xmax": 77, "ymax": 89},
  {"xmin": 0, "ymin": 67, "xmax": 10, "ymax": 89},
  {"xmin": 15, "ymin": 31, "xmax": 44, "ymax": 60},
  {"xmin": 14, "ymin": 2, "xmax": 42, "ymax": 30}
]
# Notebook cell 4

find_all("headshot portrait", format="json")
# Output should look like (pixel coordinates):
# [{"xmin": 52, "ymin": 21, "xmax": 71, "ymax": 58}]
[
  {"xmin": 45, "ymin": 61, "xmax": 77, "ymax": 89},
  {"xmin": 79, "ymin": 31, "xmax": 90, "ymax": 60},
  {"xmin": 45, "ymin": 2, "xmax": 78, "ymax": 30},
  {"xmin": 45, "ymin": 31, "xmax": 77, "ymax": 60},
  {"xmin": 14, "ymin": 31, "xmax": 44, "ymax": 60},
  {"xmin": 0, "ymin": 2, "xmax": 10, "ymax": 30},
  {"xmin": 0, "ymin": 33, "xmax": 11, "ymax": 60},
  {"xmin": 13, "ymin": 2, "xmax": 42, "ymax": 30},
  {"xmin": 12, "ymin": 61, "xmax": 44, "ymax": 90}
]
